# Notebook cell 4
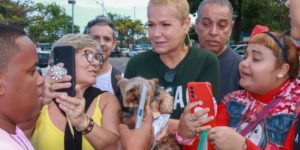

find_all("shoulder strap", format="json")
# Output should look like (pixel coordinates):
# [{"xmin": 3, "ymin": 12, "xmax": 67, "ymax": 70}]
[
  {"xmin": 111, "ymin": 67, "xmax": 121, "ymax": 97},
  {"xmin": 239, "ymin": 97, "xmax": 282, "ymax": 136},
  {"xmin": 83, "ymin": 86, "xmax": 104, "ymax": 112}
]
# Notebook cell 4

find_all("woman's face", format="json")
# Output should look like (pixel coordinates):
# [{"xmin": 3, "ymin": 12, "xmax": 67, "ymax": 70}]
[
  {"xmin": 239, "ymin": 44, "xmax": 283, "ymax": 95},
  {"xmin": 75, "ymin": 47, "xmax": 99, "ymax": 88},
  {"xmin": 286, "ymin": 0, "xmax": 300, "ymax": 37},
  {"xmin": 147, "ymin": 4, "xmax": 190, "ymax": 55}
]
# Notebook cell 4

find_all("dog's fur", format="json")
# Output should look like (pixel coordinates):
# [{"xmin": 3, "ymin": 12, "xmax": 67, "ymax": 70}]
[{"xmin": 117, "ymin": 75, "xmax": 180, "ymax": 150}]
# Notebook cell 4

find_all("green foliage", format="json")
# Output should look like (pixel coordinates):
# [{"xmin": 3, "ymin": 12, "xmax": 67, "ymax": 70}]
[
  {"xmin": 107, "ymin": 13, "xmax": 147, "ymax": 48},
  {"xmin": 0, "ymin": 0, "xmax": 35, "ymax": 29},
  {"xmin": 188, "ymin": 0, "xmax": 289, "ymax": 43},
  {"xmin": 27, "ymin": 3, "xmax": 80, "ymax": 43},
  {"xmin": 241, "ymin": 0, "xmax": 289, "ymax": 34}
]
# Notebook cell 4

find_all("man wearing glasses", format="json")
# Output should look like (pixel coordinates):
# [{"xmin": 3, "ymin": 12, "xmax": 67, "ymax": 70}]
[
  {"xmin": 195, "ymin": 0, "xmax": 242, "ymax": 99},
  {"xmin": 86, "ymin": 16, "xmax": 121, "ymax": 98}
]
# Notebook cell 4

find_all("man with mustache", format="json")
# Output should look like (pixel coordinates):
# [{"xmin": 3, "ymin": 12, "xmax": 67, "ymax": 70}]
[
  {"xmin": 195, "ymin": 0, "xmax": 242, "ymax": 99},
  {"xmin": 86, "ymin": 16, "xmax": 121, "ymax": 97}
]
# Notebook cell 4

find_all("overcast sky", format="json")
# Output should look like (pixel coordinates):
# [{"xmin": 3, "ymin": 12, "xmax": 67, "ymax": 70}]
[
  {"xmin": 31, "ymin": 0, "xmax": 196, "ymax": 32},
  {"xmin": 31, "ymin": 0, "xmax": 149, "ymax": 32}
]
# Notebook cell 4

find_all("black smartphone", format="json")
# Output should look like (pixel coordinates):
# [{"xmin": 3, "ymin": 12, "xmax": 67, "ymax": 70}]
[{"xmin": 53, "ymin": 46, "xmax": 76, "ymax": 97}]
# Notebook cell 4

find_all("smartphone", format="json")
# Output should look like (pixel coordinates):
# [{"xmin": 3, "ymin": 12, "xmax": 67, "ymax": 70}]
[
  {"xmin": 53, "ymin": 46, "xmax": 76, "ymax": 97},
  {"xmin": 187, "ymin": 82, "xmax": 215, "ymax": 127}
]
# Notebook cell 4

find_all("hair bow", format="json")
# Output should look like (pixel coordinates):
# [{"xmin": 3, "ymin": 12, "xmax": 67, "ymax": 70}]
[{"xmin": 250, "ymin": 24, "xmax": 269, "ymax": 40}]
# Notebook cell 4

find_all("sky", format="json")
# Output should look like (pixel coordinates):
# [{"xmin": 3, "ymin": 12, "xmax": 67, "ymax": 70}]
[
  {"xmin": 32, "ymin": 0, "xmax": 149, "ymax": 32},
  {"xmin": 31, "ymin": 0, "xmax": 196, "ymax": 32}
]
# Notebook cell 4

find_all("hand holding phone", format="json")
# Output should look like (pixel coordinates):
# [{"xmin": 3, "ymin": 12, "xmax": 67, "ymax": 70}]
[
  {"xmin": 187, "ymin": 82, "xmax": 215, "ymax": 127},
  {"xmin": 53, "ymin": 46, "xmax": 76, "ymax": 97}
]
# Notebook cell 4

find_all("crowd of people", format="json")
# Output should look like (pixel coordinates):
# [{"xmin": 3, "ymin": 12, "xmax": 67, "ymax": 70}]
[{"xmin": 0, "ymin": 0, "xmax": 299, "ymax": 150}]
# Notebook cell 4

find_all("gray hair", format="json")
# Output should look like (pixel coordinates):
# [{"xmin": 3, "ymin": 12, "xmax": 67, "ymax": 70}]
[
  {"xmin": 197, "ymin": 0, "xmax": 233, "ymax": 21},
  {"xmin": 86, "ymin": 15, "xmax": 115, "ymax": 37},
  {"xmin": 50, "ymin": 34, "xmax": 101, "ymax": 64}
]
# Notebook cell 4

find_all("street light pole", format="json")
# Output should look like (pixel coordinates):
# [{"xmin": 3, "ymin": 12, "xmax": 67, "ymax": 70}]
[
  {"xmin": 133, "ymin": 7, "xmax": 136, "ymax": 21},
  {"xmin": 68, "ymin": 0, "xmax": 76, "ymax": 33}
]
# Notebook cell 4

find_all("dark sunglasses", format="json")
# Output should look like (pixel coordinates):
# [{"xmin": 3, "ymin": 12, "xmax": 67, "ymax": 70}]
[{"xmin": 164, "ymin": 69, "xmax": 176, "ymax": 95}]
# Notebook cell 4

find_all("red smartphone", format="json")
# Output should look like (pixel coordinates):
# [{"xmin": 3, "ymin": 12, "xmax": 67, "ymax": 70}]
[{"xmin": 187, "ymin": 82, "xmax": 215, "ymax": 127}]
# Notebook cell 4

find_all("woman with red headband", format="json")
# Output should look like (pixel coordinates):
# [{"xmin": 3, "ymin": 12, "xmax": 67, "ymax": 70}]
[{"xmin": 177, "ymin": 30, "xmax": 300, "ymax": 150}]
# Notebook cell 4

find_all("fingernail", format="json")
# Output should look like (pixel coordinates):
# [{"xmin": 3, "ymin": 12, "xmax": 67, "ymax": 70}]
[
  {"xmin": 56, "ymin": 98, "xmax": 61, "ymax": 102},
  {"xmin": 205, "ymin": 108, "xmax": 210, "ymax": 112}
]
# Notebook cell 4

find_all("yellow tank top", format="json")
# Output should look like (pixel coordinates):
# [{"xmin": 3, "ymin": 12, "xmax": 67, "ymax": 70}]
[{"xmin": 30, "ymin": 95, "xmax": 102, "ymax": 150}]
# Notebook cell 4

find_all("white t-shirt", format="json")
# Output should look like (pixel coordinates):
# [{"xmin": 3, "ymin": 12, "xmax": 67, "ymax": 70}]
[
  {"xmin": 93, "ymin": 67, "xmax": 114, "ymax": 94},
  {"xmin": 0, "ymin": 127, "xmax": 35, "ymax": 150}
]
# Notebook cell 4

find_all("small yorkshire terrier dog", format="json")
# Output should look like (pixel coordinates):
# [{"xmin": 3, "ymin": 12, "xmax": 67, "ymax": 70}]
[{"xmin": 117, "ymin": 75, "xmax": 180, "ymax": 150}]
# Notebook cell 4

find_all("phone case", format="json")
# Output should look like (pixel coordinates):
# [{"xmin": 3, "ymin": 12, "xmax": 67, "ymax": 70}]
[
  {"xmin": 187, "ymin": 82, "xmax": 215, "ymax": 127},
  {"xmin": 53, "ymin": 46, "xmax": 76, "ymax": 97}
]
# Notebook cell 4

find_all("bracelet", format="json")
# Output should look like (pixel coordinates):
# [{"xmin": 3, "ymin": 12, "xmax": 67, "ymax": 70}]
[
  {"xmin": 175, "ymin": 131, "xmax": 195, "ymax": 145},
  {"xmin": 75, "ymin": 115, "xmax": 94, "ymax": 134}
]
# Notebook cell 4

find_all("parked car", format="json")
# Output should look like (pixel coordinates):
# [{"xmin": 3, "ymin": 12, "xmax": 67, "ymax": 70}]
[
  {"xmin": 38, "ymin": 53, "xmax": 50, "ymax": 68},
  {"xmin": 110, "ymin": 48, "xmax": 121, "ymax": 57},
  {"xmin": 128, "ymin": 48, "xmax": 146, "ymax": 57},
  {"xmin": 120, "ymin": 48, "xmax": 130, "ymax": 57},
  {"xmin": 128, "ymin": 48, "xmax": 137, "ymax": 57},
  {"xmin": 37, "ymin": 53, "xmax": 50, "ymax": 76},
  {"xmin": 229, "ymin": 44, "xmax": 248, "ymax": 58}
]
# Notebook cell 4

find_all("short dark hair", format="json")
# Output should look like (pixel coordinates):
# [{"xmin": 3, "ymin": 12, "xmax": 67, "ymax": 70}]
[
  {"xmin": 86, "ymin": 15, "xmax": 115, "ymax": 36},
  {"xmin": 0, "ymin": 24, "xmax": 26, "ymax": 70}
]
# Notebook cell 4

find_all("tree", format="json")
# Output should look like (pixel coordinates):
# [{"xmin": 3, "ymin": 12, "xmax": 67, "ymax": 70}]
[
  {"xmin": 107, "ymin": 13, "xmax": 146, "ymax": 48},
  {"xmin": 188, "ymin": 0, "xmax": 288, "ymax": 43},
  {"xmin": 27, "ymin": 3, "xmax": 80, "ymax": 43},
  {"xmin": 0, "ymin": 0, "xmax": 36, "ymax": 29}
]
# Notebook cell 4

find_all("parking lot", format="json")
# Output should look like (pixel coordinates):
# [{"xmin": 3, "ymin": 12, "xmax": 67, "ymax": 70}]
[{"xmin": 109, "ymin": 56, "xmax": 130, "ymax": 74}]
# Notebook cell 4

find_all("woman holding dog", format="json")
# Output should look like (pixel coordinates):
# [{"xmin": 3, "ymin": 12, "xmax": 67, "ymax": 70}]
[
  {"xmin": 178, "ymin": 31, "xmax": 300, "ymax": 150},
  {"xmin": 123, "ymin": 0, "xmax": 220, "ymax": 143},
  {"xmin": 25, "ymin": 34, "xmax": 121, "ymax": 150}
]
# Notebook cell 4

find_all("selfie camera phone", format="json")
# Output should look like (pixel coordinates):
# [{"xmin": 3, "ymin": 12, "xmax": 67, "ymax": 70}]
[
  {"xmin": 187, "ymin": 82, "xmax": 215, "ymax": 127},
  {"xmin": 53, "ymin": 46, "xmax": 76, "ymax": 97},
  {"xmin": 135, "ymin": 82, "xmax": 148, "ymax": 129}
]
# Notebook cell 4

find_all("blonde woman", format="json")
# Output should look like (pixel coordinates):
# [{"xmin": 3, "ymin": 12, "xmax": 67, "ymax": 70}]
[{"xmin": 123, "ymin": 0, "xmax": 220, "ymax": 143}]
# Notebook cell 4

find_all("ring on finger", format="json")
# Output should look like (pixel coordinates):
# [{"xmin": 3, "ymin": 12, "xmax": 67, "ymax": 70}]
[
  {"xmin": 210, "ymin": 128, "xmax": 215, "ymax": 134},
  {"xmin": 193, "ymin": 128, "xmax": 198, "ymax": 136},
  {"xmin": 47, "ymin": 84, "xmax": 52, "ymax": 89},
  {"xmin": 188, "ymin": 115, "xmax": 194, "ymax": 122}
]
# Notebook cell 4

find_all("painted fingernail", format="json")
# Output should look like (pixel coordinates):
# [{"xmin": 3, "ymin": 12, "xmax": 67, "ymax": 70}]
[{"xmin": 205, "ymin": 108, "xmax": 210, "ymax": 112}]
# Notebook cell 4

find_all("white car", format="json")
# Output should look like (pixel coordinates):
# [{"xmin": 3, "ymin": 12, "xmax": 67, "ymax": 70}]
[
  {"xmin": 229, "ymin": 44, "xmax": 248, "ymax": 57},
  {"xmin": 120, "ymin": 48, "xmax": 130, "ymax": 57}
]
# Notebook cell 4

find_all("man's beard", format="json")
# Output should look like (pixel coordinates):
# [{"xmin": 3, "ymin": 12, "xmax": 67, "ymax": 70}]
[{"xmin": 101, "ymin": 47, "xmax": 110, "ymax": 63}]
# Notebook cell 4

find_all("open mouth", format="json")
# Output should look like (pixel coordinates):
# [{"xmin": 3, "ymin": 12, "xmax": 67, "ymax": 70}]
[{"xmin": 240, "ymin": 70, "xmax": 251, "ymax": 78}]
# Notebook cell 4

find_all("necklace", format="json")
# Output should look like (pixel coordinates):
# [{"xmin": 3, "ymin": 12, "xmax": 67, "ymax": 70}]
[{"xmin": 10, "ymin": 134, "xmax": 29, "ymax": 150}]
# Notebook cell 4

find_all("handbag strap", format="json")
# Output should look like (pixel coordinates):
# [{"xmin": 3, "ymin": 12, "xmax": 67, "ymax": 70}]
[{"xmin": 239, "ymin": 97, "xmax": 282, "ymax": 137}]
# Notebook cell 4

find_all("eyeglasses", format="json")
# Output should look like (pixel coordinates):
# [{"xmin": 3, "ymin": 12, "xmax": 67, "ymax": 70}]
[
  {"xmin": 164, "ymin": 69, "xmax": 176, "ymax": 95},
  {"xmin": 84, "ymin": 50, "xmax": 104, "ymax": 64}
]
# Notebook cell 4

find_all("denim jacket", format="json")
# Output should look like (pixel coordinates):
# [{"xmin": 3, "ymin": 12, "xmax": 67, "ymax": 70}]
[{"xmin": 223, "ymin": 79, "xmax": 299, "ymax": 149}]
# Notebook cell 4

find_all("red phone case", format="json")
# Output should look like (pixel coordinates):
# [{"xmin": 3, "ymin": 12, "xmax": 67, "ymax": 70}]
[{"xmin": 187, "ymin": 82, "xmax": 216, "ymax": 127}]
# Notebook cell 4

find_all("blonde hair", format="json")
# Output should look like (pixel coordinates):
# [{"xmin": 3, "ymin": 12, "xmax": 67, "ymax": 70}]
[
  {"xmin": 52, "ymin": 34, "xmax": 101, "ymax": 53},
  {"xmin": 148, "ymin": 0, "xmax": 190, "ymax": 23}
]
